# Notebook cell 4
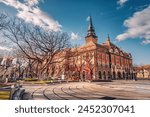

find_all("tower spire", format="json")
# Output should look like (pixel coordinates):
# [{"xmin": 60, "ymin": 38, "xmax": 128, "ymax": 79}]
[
  {"xmin": 107, "ymin": 34, "xmax": 110, "ymax": 42},
  {"xmin": 86, "ymin": 16, "xmax": 97, "ymax": 38}
]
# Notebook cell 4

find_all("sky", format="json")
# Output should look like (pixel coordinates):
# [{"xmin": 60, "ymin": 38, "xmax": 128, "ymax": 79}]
[{"xmin": 0, "ymin": 0, "xmax": 150, "ymax": 65}]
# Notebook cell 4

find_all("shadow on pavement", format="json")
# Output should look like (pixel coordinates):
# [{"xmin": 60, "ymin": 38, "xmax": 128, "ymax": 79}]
[{"xmin": 99, "ymin": 96, "xmax": 116, "ymax": 100}]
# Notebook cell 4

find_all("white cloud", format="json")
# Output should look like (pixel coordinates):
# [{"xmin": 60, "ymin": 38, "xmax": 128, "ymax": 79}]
[
  {"xmin": 71, "ymin": 32, "xmax": 81, "ymax": 40},
  {"xmin": 0, "ymin": 46, "xmax": 12, "ymax": 51},
  {"xmin": 142, "ymin": 40, "xmax": 150, "ymax": 45},
  {"xmin": 0, "ymin": 0, "xmax": 62, "ymax": 31},
  {"xmin": 117, "ymin": 0, "xmax": 128, "ymax": 7},
  {"xmin": 135, "ymin": 4, "xmax": 149, "ymax": 11},
  {"xmin": 116, "ymin": 5, "xmax": 150, "ymax": 44},
  {"xmin": 25, "ymin": 0, "xmax": 41, "ymax": 7}
]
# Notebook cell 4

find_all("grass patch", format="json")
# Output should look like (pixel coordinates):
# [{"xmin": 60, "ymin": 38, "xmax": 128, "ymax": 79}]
[
  {"xmin": 30, "ymin": 80, "xmax": 53, "ymax": 84},
  {"xmin": 17, "ymin": 77, "xmax": 63, "ymax": 84},
  {"xmin": 17, "ymin": 79, "xmax": 54, "ymax": 84},
  {"xmin": 24, "ymin": 78, "xmax": 38, "ymax": 81}
]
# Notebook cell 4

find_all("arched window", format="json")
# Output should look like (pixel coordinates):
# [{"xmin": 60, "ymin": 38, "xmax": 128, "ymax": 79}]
[
  {"xmin": 126, "ymin": 73, "xmax": 128, "ymax": 80},
  {"xmin": 117, "ymin": 72, "xmax": 121, "ymax": 79},
  {"xmin": 123, "ymin": 72, "xmax": 125, "ymax": 79},
  {"xmin": 128, "ymin": 72, "xmax": 131, "ymax": 79},
  {"xmin": 103, "ymin": 71, "xmax": 106, "ymax": 80},
  {"xmin": 108, "ymin": 71, "xmax": 111, "ymax": 80},
  {"xmin": 78, "ymin": 71, "xmax": 80, "ymax": 79},
  {"xmin": 82, "ymin": 71, "xmax": 85, "ymax": 81},
  {"xmin": 98, "ymin": 71, "xmax": 102, "ymax": 79},
  {"xmin": 113, "ymin": 71, "xmax": 116, "ymax": 80}
]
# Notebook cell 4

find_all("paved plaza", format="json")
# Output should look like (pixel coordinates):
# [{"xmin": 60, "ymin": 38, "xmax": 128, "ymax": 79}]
[{"xmin": 22, "ymin": 80, "xmax": 150, "ymax": 100}]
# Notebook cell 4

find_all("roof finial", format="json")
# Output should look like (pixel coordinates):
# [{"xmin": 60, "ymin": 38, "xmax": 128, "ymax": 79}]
[{"xmin": 88, "ymin": 15, "xmax": 93, "ymax": 30}]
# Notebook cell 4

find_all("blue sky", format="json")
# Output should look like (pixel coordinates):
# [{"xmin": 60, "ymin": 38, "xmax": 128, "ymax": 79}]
[{"xmin": 0, "ymin": 0, "xmax": 150, "ymax": 65}]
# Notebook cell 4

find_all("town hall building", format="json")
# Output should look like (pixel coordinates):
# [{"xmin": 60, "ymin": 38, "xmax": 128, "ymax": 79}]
[{"xmin": 52, "ymin": 16, "xmax": 133, "ymax": 81}]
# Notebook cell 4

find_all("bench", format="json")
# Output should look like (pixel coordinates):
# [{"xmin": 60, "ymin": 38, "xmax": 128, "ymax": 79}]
[
  {"xmin": 0, "ymin": 84, "xmax": 25, "ymax": 100},
  {"xmin": 0, "ymin": 89, "xmax": 12, "ymax": 100},
  {"xmin": 0, "ymin": 87, "xmax": 17, "ymax": 100}
]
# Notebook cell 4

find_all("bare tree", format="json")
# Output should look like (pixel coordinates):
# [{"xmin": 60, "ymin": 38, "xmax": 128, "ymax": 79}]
[
  {"xmin": 66, "ymin": 46, "xmax": 95, "ymax": 81},
  {"xmin": 67, "ymin": 47, "xmax": 85, "ymax": 81},
  {"xmin": 0, "ymin": 13, "xmax": 7, "ymax": 31},
  {"xmin": 3, "ymin": 18, "xmax": 71, "ymax": 79},
  {"xmin": 0, "ymin": 13, "xmax": 7, "ymax": 45}
]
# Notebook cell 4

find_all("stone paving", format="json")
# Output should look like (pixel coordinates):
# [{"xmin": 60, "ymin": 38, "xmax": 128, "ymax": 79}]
[{"xmin": 22, "ymin": 80, "xmax": 150, "ymax": 100}]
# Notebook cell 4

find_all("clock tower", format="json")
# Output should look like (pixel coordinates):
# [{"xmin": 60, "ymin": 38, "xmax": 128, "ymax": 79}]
[{"xmin": 85, "ymin": 16, "xmax": 98, "ymax": 44}]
